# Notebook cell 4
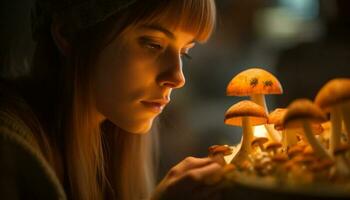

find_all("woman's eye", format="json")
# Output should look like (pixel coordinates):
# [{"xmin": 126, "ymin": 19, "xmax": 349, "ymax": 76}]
[
  {"xmin": 147, "ymin": 43, "xmax": 162, "ymax": 50},
  {"xmin": 139, "ymin": 37, "xmax": 164, "ymax": 51}
]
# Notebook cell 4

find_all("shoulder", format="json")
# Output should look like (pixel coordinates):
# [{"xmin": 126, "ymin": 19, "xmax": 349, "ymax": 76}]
[{"xmin": 0, "ymin": 83, "xmax": 66, "ymax": 200}]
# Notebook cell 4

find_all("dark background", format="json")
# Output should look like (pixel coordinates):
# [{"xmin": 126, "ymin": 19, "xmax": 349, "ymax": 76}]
[{"xmin": 1, "ymin": 0, "xmax": 350, "ymax": 180}]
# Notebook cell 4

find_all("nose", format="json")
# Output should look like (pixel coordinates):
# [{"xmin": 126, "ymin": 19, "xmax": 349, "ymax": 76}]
[{"xmin": 156, "ymin": 50, "xmax": 186, "ymax": 89}]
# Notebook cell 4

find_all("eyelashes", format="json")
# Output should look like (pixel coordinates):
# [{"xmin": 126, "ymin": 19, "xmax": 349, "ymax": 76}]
[
  {"xmin": 139, "ymin": 37, "xmax": 164, "ymax": 51},
  {"xmin": 138, "ymin": 36, "xmax": 193, "ymax": 60}
]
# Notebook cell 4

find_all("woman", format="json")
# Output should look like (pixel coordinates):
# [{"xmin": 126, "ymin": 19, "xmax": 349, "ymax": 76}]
[{"xmin": 0, "ymin": 0, "xmax": 222, "ymax": 199}]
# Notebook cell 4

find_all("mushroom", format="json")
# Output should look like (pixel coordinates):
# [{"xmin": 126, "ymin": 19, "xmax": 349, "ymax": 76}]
[
  {"xmin": 224, "ymin": 100, "xmax": 268, "ymax": 164},
  {"xmin": 264, "ymin": 141, "xmax": 283, "ymax": 155},
  {"xmin": 208, "ymin": 145, "xmax": 232, "ymax": 166},
  {"xmin": 226, "ymin": 68, "xmax": 283, "ymax": 142},
  {"xmin": 315, "ymin": 78, "xmax": 350, "ymax": 153},
  {"xmin": 268, "ymin": 108, "xmax": 298, "ymax": 149},
  {"xmin": 268, "ymin": 108, "xmax": 286, "ymax": 131},
  {"xmin": 282, "ymin": 99, "xmax": 331, "ymax": 159},
  {"xmin": 251, "ymin": 137, "xmax": 268, "ymax": 153}
]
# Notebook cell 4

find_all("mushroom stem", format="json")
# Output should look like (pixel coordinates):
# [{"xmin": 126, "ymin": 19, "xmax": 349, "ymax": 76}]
[
  {"xmin": 250, "ymin": 94, "xmax": 281, "ymax": 142},
  {"xmin": 251, "ymin": 94, "xmax": 268, "ymax": 113},
  {"xmin": 231, "ymin": 117, "xmax": 254, "ymax": 164},
  {"xmin": 330, "ymin": 106, "xmax": 342, "ymax": 155},
  {"xmin": 340, "ymin": 102, "xmax": 350, "ymax": 145},
  {"xmin": 302, "ymin": 120, "xmax": 331, "ymax": 159},
  {"xmin": 283, "ymin": 129, "xmax": 298, "ymax": 148}
]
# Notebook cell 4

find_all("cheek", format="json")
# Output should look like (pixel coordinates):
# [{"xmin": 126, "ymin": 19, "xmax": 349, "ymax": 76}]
[{"xmin": 94, "ymin": 44, "xmax": 160, "ymax": 134}]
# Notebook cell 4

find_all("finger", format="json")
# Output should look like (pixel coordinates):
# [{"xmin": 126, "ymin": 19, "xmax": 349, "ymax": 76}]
[
  {"xmin": 168, "ymin": 157, "xmax": 215, "ymax": 178},
  {"xmin": 166, "ymin": 162, "xmax": 221, "ymax": 193},
  {"xmin": 181, "ymin": 162, "xmax": 223, "ymax": 187}
]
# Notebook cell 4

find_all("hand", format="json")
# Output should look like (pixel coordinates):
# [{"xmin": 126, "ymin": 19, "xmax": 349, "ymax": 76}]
[{"xmin": 151, "ymin": 156, "xmax": 224, "ymax": 200}]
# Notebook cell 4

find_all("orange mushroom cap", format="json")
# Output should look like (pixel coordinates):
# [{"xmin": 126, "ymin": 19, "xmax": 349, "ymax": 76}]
[
  {"xmin": 268, "ymin": 108, "xmax": 287, "ymax": 130},
  {"xmin": 282, "ymin": 99, "xmax": 328, "ymax": 128},
  {"xmin": 251, "ymin": 137, "xmax": 269, "ymax": 148},
  {"xmin": 265, "ymin": 141, "xmax": 283, "ymax": 151},
  {"xmin": 208, "ymin": 145, "xmax": 232, "ymax": 156},
  {"xmin": 224, "ymin": 100, "xmax": 267, "ymax": 126},
  {"xmin": 315, "ymin": 78, "xmax": 350, "ymax": 111},
  {"xmin": 226, "ymin": 68, "xmax": 283, "ymax": 96}
]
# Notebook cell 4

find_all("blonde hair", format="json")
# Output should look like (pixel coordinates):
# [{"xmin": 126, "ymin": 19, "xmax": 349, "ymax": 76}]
[{"xmin": 25, "ymin": 0, "xmax": 216, "ymax": 200}]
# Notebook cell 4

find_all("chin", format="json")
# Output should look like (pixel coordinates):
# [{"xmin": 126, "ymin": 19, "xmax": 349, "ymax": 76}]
[
  {"xmin": 106, "ymin": 113, "xmax": 156, "ymax": 134},
  {"xmin": 118, "ymin": 119, "xmax": 154, "ymax": 135},
  {"xmin": 126, "ymin": 125, "xmax": 151, "ymax": 134}
]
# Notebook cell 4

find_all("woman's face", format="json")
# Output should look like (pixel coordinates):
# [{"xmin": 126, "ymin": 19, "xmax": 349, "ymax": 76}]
[{"xmin": 94, "ymin": 23, "xmax": 195, "ymax": 134}]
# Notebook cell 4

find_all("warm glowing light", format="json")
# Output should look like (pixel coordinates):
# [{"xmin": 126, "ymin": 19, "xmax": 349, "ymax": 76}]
[
  {"xmin": 224, "ymin": 125, "xmax": 269, "ymax": 164},
  {"xmin": 254, "ymin": 125, "xmax": 268, "ymax": 137}
]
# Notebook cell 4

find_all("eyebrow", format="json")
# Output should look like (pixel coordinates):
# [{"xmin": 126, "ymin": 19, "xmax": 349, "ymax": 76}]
[{"xmin": 139, "ymin": 24, "xmax": 195, "ymax": 45}]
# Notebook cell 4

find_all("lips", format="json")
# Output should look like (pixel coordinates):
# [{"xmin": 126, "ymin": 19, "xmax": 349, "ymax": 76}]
[{"xmin": 141, "ymin": 99, "xmax": 169, "ymax": 113}]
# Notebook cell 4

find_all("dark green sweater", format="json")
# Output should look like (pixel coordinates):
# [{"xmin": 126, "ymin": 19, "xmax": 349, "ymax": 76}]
[{"xmin": 0, "ymin": 86, "xmax": 66, "ymax": 199}]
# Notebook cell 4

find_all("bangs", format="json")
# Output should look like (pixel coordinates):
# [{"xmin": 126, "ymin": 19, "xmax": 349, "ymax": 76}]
[{"xmin": 129, "ymin": 0, "xmax": 216, "ymax": 43}]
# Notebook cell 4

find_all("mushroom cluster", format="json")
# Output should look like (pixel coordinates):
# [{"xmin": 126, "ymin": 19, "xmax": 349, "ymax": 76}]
[{"xmin": 212, "ymin": 68, "xmax": 350, "ymax": 191}]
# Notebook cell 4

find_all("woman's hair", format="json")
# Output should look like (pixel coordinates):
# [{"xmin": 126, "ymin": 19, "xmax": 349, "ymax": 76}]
[{"xmin": 13, "ymin": 0, "xmax": 216, "ymax": 200}]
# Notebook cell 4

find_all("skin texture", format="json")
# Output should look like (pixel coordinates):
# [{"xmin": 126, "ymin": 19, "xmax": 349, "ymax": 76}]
[{"xmin": 94, "ymin": 24, "xmax": 195, "ymax": 134}]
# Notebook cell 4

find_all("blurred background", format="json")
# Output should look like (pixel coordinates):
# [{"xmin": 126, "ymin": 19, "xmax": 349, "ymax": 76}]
[{"xmin": 1, "ymin": 0, "xmax": 350, "ymax": 180}]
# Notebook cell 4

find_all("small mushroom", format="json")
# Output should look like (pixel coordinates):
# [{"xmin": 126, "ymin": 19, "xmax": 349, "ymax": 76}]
[
  {"xmin": 268, "ymin": 108, "xmax": 287, "ymax": 131},
  {"xmin": 208, "ymin": 145, "xmax": 232, "ymax": 166},
  {"xmin": 283, "ymin": 99, "xmax": 330, "ymax": 159},
  {"xmin": 268, "ymin": 108, "xmax": 298, "ymax": 149},
  {"xmin": 226, "ymin": 68, "xmax": 283, "ymax": 142},
  {"xmin": 224, "ymin": 100, "xmax": 268, "ymax": 164},
  {"xmin": 264, "ymin": 141, "xmax": 283, "ymax": 155},
  {"xmin": 251, "ymin": 137, "xmax": 269, "ymax": 152}
]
